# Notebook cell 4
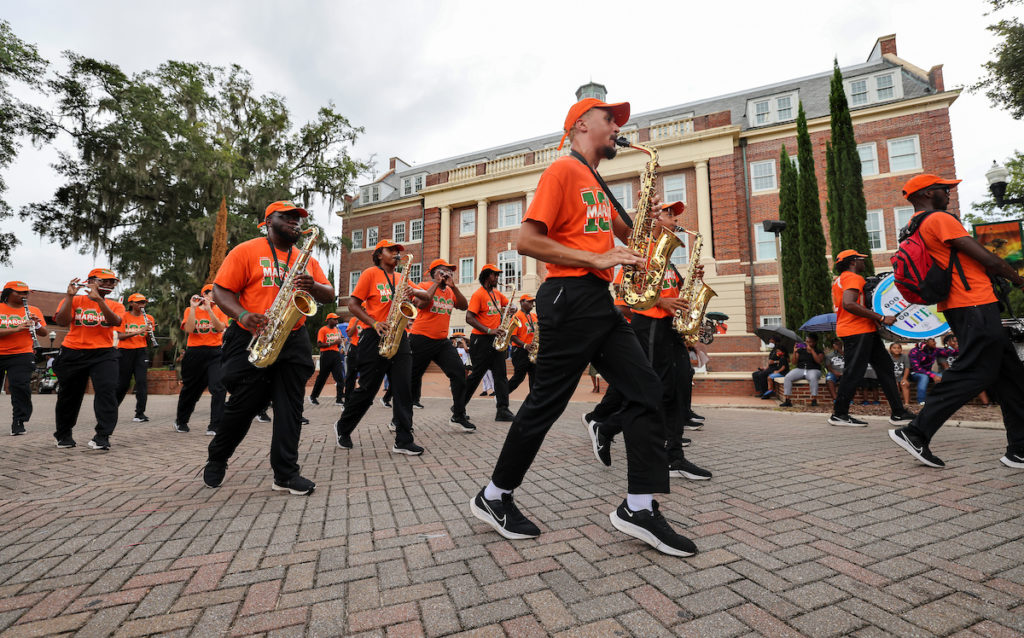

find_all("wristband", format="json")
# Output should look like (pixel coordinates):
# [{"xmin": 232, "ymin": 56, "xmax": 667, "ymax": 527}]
[{"xmin": 238, "ymin": 310, "xmax": 250, "ymax": 322}]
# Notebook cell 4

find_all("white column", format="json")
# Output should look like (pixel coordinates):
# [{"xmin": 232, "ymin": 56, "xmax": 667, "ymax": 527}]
[
  {"xmin": 522, "ymin": 189, "xmax": 539, "ymax": 292},
  {"xmin": 695, "ymin": 159, "xmax": 716, "ymax": 277},
  {"xmin": 439, "ymin": 206, "xmax": 451, "ymax": 262},
  {"xmin": 476, "ymin": 199, "xmax": 488, "ymax": 269}
]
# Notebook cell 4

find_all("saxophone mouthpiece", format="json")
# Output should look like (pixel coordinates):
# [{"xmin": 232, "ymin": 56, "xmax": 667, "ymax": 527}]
[{"xmin": 614, "ymin": 136, "xmax": 632, "ymax": 148}]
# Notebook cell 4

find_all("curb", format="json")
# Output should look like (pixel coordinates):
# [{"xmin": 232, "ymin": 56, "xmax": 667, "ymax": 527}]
[{"xmin": 693, "ymin": 404, "xmax": 1004, "ymax": 431}]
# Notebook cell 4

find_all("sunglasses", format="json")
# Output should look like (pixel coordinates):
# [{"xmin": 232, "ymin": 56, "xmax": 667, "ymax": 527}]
[{"xmin": 926, "ymin": 185, "xmax": 951, "ymax": 194}]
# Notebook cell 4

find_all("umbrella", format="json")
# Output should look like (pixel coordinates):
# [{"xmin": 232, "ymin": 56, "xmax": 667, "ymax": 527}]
[
  {"xmin": 754, "ymin": 325, "xmax": 801, "ymax": 350},
  {"xmin": 799, "ymin": 312, "xmax": 837, "ymax": 333}
]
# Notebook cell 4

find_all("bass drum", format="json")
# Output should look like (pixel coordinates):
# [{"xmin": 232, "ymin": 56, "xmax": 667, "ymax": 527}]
[{"xmin": 864, "ymin": 272, "xmax": 951, "ymax": 344}]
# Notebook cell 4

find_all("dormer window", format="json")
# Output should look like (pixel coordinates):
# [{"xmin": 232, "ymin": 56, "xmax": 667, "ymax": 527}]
[
  {"xmin": 844, "ymin": 70, "xmax": 902, "ymax": 107},
  {"xmin": 746, "ymin": 91, "xmax": 799, "ymax": 126},
  {"xmin": 401, "ymin": 174, "xmax": 425, "ymax": 197},
  {"xmin": 360, "ymin": 184, "xmax": 380, "ymax": 204}
]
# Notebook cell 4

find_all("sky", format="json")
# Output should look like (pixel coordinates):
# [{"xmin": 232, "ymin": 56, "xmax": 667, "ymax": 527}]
[{"xmin": 1, "ymin": 0, "xmax": 1022, "ymax": 295}]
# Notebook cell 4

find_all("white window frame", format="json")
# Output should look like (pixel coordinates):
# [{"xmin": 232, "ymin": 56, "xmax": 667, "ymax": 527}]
[
  {"xmin": 401, "ymin": 177, "xmax": 413, "ymax": 197},
  {"xmin": 750, "ymin": 160, "xmax": 777, "ymax": 192},
  {"xmin": 894, "ymin": 206, "xmax": 915, "ymax": 233},
  {"xmin": 760, "ymin": 315, "xmax": 782, "ymax": 327},
  {"xmin": 746, "ymin": 90, "xmax": 799, "ymax": 126},
  {"xmin": 669, "ymin": 235, "xmax": 690, "ymax": 267},
  {"xmin": 608, "ymin": 182, "xmax": 633, "ymax": 210},
  {"xmin": 857, "ymin": 142, "xmax": 878, "ymax": 176},
  {"xmin": 392, "ymin": 221, "xmax": 406, "ymax": 243},
  {"xmin": 410, "ymin": 218, "xmax": 423, "ymax": 242},
  {"xmin": 366, "ymin": 226, "xmax": 379, "ymax": 247},
  {"xmin": 775, "ymin": 94, "xmax": 794, "ymax": 121},
  {"xmin": 414, "ymin": 175, "xmax": 424, "ymax": 192},
  {"xmin": 407, "ymin": 262, "xmax": 422, "ymax": 284},
  {"xmin": 497, "ymin": 249, "xmax": 521, "ymax": 289},
  {"xmin": 497, "ymin": 201, "xmax": 523, "ymax": 229},
  {"xmin": 754, "ymin": 225, "xmax": 777, "ymax": 260},
  {"xmin": 459, "ymin": 257, "xmax": 475, "ymax": 284},
  {"xmin": 351, "ymin": 229, "xmax": 364, "ymax": 251},
  {"xmin": 664, "ymin": 174, "xmax": 686, "ymax": 204},
  {"xmin": 460, "ymin": 209, "xmax": 475, "ymax": 235},
  {"xmin": 349, "ymin": 271, "xmax": 360, "ymax": 294},
  {"xmin": 849, "ymin": 79, "xmax": 869, "ymax": 106},
  {"xmin": 844, "ymin": 70, "xmax": 902, "ymax": 107},
  {"xmin": 866, "ymin": 209, "xmax": 886, "ymax": 251},
  {"xmin": 887, "ymin": 135, "xmax": 922, "ymax": 173}
]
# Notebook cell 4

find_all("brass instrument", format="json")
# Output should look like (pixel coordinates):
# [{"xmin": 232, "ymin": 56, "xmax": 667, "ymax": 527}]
[
  {"xmin": 247, "ymin": 227, "xmax": 320, "ymax": 367},
  {"xmin": 143, "ymin": 312, "xmax": 159, "ymax": 347},
  {"xmin": 671, "ymin": 229, "xmax": 717, "ymax": 345},
  {"xmin": 378, "ymin": 253, "xmax": 417, "ymax": 359},
  {"xmin": 492, "ymin": 287, "xmax": 518, "ymax": 351},
  {"xmin": 614, "ymin": 138, "xmax": 684, "ymax": 311},
  {"xmin": 527, "ymin": 330, "xmax": 539, "ymax": 364},
  {"xmin": 23, "ymin": 298, "xmax": 40, "ymax": 350}
]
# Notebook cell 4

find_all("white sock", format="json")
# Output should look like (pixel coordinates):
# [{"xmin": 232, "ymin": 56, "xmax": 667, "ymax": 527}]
[
  {"xmin": 484, "ymin": 482, "xmax": 511, "ymax": 501},
  {"xmin": 626, "ymin": 493, "xmax": 653, "ymax": 512}
]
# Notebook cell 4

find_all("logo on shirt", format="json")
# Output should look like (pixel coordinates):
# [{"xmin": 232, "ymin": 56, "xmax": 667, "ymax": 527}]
[
  {"xmin": 195, "ymin": 319, "xmax": 213, "ymax": 334},
  {"xmin": 73, "ymin": 308, "xmax": 105, "ymax": 327},
  {"xmin": 580, "ymin": 190, "xmax": 612, "ymax": 233},
  {"xmin": 325, "ymin": 332, "xmax": 339, "ymax": 345},
  {"xmin": 430, "ymin": 295, "xmax": 454, "ymax": 316},
  {"xmin": 0, "ymin": 314, "xmax": 28, "ymax": 329},
  {"xmin": 259, "ymin": 258, "xmax": 291, "ymax": 288},
  {"xmin": 375, "ymin": 284, "xmax": 393, "ymax": 303},
  {"xmin": 486, "ymin": 301, "xmax": 500, "ymax": 316}
]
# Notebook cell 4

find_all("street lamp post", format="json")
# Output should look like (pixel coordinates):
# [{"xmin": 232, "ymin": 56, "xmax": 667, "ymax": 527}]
[
  {"xmin": 985, "ymin": 161, "xmax": 1024, "ymax": 208},
  {"xmin": 762, "ymin": 219, "xmax": 788, "ymax": 326}
]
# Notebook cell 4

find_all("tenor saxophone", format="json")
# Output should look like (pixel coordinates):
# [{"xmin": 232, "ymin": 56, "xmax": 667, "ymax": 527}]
[
  {"xmin": 247, "ymin": 228, "xmax": 320, "ymax": 367},
  {"xmin": 378, "ymin": 253, "xmax": 418, "ymax": 359},
  {"xmin": 615, "ymin": 138, "xmax": 685, "ymax": 311},
  {"xmin": 492, "ymin": 287, "xmax": 519, "ymax": 351},
  {"xmin": 671, "ymin": 229, "xmax": 717, "ymax": 345}
]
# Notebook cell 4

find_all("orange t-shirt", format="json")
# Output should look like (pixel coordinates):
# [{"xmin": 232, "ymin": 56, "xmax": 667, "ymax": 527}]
[
  {"xmin": 317, "ymin": 325, "xmax": 342, "ymax": 352},
  {"xmin": 915, "ymin": 210, "xmax": 998, "ymax": 311},
  {"xmin": 56, "ymin": 296, "xmax": 125, "ymax": 349},
  {"xmin": 118, "ymin": 312, "xmax": 155, "ymax": 349},
  {"xmin": 513, "ymin": 310, "xmax": 537, "ymax": 346},
  {"xmin": 410, "ymin": 282, "xmax": 455, "ymax": 340},
  {"xmin": 214, "ymin": 237, "xmax": 329, "ymax": 332},
  {"xmin": 351, "ymin": 266, "xmax": 411, "ymax": 324},
  {"xmin": 467, "ymin": 287, "xmax": 509, "ymax": 335},
  {"xmin": 0, "ymin": 303, "xmax": 46, "ymax": 356},
  {"xmin": 347, "ymin": 318, "xmax": 361, "ymax": 346},
  {"xmin": 832, "ymin": 271, "xmax": 877, "ymax": 337},
  {"xmin": 181, "ymin": 306, "xmax": 228, "ymax": 347},
  {"xmin": 524, "ymin": 156, "xmax": 616, "ymax": 281}
]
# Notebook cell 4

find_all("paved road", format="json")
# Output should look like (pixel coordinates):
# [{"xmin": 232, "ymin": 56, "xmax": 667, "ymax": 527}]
[{"xmin": 1, "ymin": 394, "xmax": 1023, "ymax": 637}]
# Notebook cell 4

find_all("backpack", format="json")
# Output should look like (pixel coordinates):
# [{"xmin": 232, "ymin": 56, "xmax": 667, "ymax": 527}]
[{"xmin": 890, "ymin": 210, "xmax": 969, "ymax": 305}]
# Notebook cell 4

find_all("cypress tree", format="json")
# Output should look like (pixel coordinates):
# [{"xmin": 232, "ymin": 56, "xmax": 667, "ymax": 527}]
[
  {"xmin": 795, "ymin": 102, "xmax": 834, "ymax": 322},
  {"xmin": 778, "ymin": 146, "xmax": 803, "ymax": 329},
  {"xmin": 825, "ymin": 141, "xmax": 841, "ymax": 256}
]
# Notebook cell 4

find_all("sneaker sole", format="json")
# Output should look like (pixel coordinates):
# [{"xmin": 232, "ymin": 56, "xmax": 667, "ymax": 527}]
[
  {"xmin": 828, "ymin": 417, "xmax": 868, "ymax": 427},
  {"xmin": 669, "ymin": 469, "xmax": 712, "ymax": 481},
  {"xmin": 450, "ymin": 421, "xmax": 476, "ymax": 432},
  {"xmin": 888, "ymin": 416, "xmax": 912, "ymax": 425},
  {"xmin": 205, "ymin": 431, "xmax": 216, "ymax": 436},
  {"xmin": 888, "ymin": 429, "xmax": 943, "ymax": 468},
  {"xmin": 609, "ymin": 510, "xmax": 696, "ymax": 557},
  {"xmin": 999, "ymin": 455, "xmax": 1024, "ymax": 469},
  {"xmin": 469, "ymin": 497, "xmax": 538, "ymax": 540},
  {"xmin": 271, "ymin": 482, "xmax": 314, "ymax": 495},
  {"xmin": 583, "ymin": 414, "xmax": 604, "ymax": 465},
  {"xmin": 683, "ymin": 424, "xmax": 703, "ymax": 431},
  {"xmin": 391, "ymin": 446, "xmax": 424, "ymax": 456},
  {"xmin": 88, "ymin": 442, "xmax": 110, "ymax": 450},
  {"xmin": 336, "ymin": 440, "xmax": 352, "ymax": 450},
  {"xmin": 55, "ymin": 442, "xmax": 75, "ymax": 448}
]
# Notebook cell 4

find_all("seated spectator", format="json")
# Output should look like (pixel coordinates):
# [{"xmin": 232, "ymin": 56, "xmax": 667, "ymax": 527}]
[
  {"xmin": 779, "ymin": 334, "xmax": 825, "ymax": 407},
  {"xmin": 889, "ymin": 343, "xmax": 911, "ymax": 406},
  {"xmin": 908, "ymin": 338, "xmax": 955, "ymax": 405},
  {"xmin": 753, "ymin": 338, "xmax": 789, "ymax": 398},
  {"xmin": 825, "ymin": 339, "xmax": 845, "ymax": 400},
  {"xmin": 859, "ymin": 364, "xmax": 881, "ymax": 405}
]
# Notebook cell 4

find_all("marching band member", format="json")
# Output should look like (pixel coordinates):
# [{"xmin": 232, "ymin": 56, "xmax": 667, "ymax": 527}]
[
  {"xmin": 52, "ymin": 268, "xmax": 124, "ymax": 450},
  {"xmin": 461, "ymin": 264, "xmax": 515, "ymax": 422},
  {"xmin": 310, "ymin": 312, "xmax": 345, "ymax": 405},
  {"xmin": 342, "ymin": 316, "xmax": 361, "ymax": 403},
  {"xmin": 175, "ymin": 284, "xmax": 228, "ymax": 435},
  {"xmin": 116, "ymin": 293, "xmax": 155, "ymax": 423},
  {"xmin": 0, "ymin": 281, "xmax": 47, "ymax": 435},
  {"xmin": 204, "ymin": 201, "xmax": 334, "ymax": 494},
  {"xmin": 507, "ymin": 294, "xmax": 537, "ymax": 393}
]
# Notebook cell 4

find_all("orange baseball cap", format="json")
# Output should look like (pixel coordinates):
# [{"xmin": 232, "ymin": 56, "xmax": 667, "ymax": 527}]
[
  {"xmin": 901, "ymin": 174, "xmax": 961, "ymax": 199},
  {"xmin": 519, "ymin": 294, "xmax": 535, "ymax": 302},
  {"xmin": 201, "ymin": 284, "xmax": 214, "ymax": 294},
  {"xmin": 3, "ymin": 281, "xmax": 29, "ymax": 292},
  {"xmin": 374, "ymin": 239, "xmax": 405, "ymax": 252},
  {"xmin": 87, "ymin": 268, "xmax": 118, "ymax": 280},
  {"xmin": 835, "ymin": 249, "xmax": 868, "ymax": 263},
  {"xmin": 480, "ymin": 263, "xmax": 501, "ymax": 275},
  {"xmin": 660, "ymin": 201, "xmax": 685, "ymax": 215},
  {"xmin": 258, "ymin": 200, "xmax": 308, "ymax": 228},
  {"xmin": 127, "ymin": 293, "xmax": 147, "ymax": 303},
  {"xmin": 428, "ymin": 258, "xmax": 455, "ymax": 271},
  {"xmin": 557, "ymin": 98, "xmax": 630, "ymax": 150},
  {"xmin": 326, "ymin": 312, "xmax": 339, "ymax": 320}
]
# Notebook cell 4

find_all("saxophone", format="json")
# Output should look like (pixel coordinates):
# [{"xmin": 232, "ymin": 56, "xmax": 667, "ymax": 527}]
[
  {"xmin": 615, "ymin": 138, "xmax": 684, "ymax": 311},
  {"xmin": 492, "ymin": 287, "xmax": 519, "ymax": 351},
  {"xmin": 378, "ymin": 253, "xmax": 418, "ymax": 359},
  {"xmin": 671, "ymin": 229, "xmax": 718, "ymax": 345},
  {"xmin": 247, "ymin": 227, "xmax": 320, "ymax": 367},
  {"xmin": 527, "ymin": 329, "xmax": 539, "ymax": 364}
]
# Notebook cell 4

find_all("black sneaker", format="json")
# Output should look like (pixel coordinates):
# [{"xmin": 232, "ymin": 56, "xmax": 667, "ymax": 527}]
[
  {"xmin": 889, "ymin": 428, "xmax": 945, "ymax": 468},
  {"xmin": 889, "ymin": 409, "xmax": 916, "ymax": 425},
  {"xmin": 450, "ymin": 414, "xmax": 477, "ymax": 432},
  {"xmin": 828, "ymin": 414, "xmax": 868, "ymax": 427},
  {"xmin": 88, "ymin": 435, "xmax": 110, "ymax": 450},
  {"xmin": 689, "ymin": 411, "xmax": 705, "ymax": 423},
  {"xmin": 469, "ymin": 489, "xmax": 541, "ymax": 540},
  {"xmin": 379, "ymin": 397, "xmax": 392, "ymax": 408},
  {"xmin": 203, "ymin": 461, "xmax": 226, "ymax": 488},
  {"xmin": 810, "ymin": 399, "xmax": 818, "ymax": 407},
  {"xmin": 174, "ymin": 421, "xmax": 190, "ymax": 433},
  {"xmin": 336, "ymin": 432, "xmax": 353, "ymax": 450},
  {"xmin": 610, "ymin": 500, "xmax": 697, "ymax": 557},
  {"xmin": 412, "ymin": 401, "xmax": 425, "ymax": 409},
  {"xmin": 778, "ymin": 400, "xmax": 793, "ymax": 408},
  {"xmin": 300, "ymin": 416, "xmax": 309, "ymax": 425},
  {"xmin": 479, "ymin": 391, "xmax": 489, "ymax": 397},
  {"xmin": 683, "ymin": 420, "xmax": 703, "ymax": 431},
  {"xmin": 272, "ymin": 475, "xmax": 316, "ymax": 495},
  {"xmin": 334, "ymin": 396, "xmax": 345, "ymax": 406},
  {"xmin": 583, "ymin": 414, "xmax": 612, "ymax": 467},
  {"xmin": 309, "ymin": 396, "xmax": 319, "ymax": 405},
  {"xmin": 55, "ymin": 437, "xmax": 76, "ymax": 448},
  {"xmin": 255, "ymin": 411, "xmax": 271, "ymax": 423},
  {"xmin": 205, "ymin": 427, "xmax": 217, "ymax": 436},
  {"xmin": 1000, "ymin": 452, "xmax": 1024, "ymax": 469},
  {"xmin": 11, "ymin": 421, "xmax": 26, "ymax": 436},
  {"xmin": 495, "ymin": 408, "xmax": 515, "ymax": 422},
  {"xmin": 132, "ymin": 415, "xmax": 150, "ymax": 422},
  {"xmin": 680, "ymin": 437, "xmax": 691, "ymax": 448},
  {"xmin": 392, "ymin": 441, "xmax": 424, "ymax": 456},
  {"xmin": 669, "ymin": 458, "xmax": 712, "ymax": 481}
]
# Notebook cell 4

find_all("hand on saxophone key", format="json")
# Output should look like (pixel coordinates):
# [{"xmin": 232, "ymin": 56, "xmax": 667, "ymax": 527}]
[
  {"xmin": 658, "ymin": 296, "xmax": 691, "ymax": 315},
  {"xmin": 593, "ymin": 246, "xmax": 645, "ymax": 270},
  {"xmin": 292, "ymin": 273, "xmax": 316, "ymax": 292},
  {"xmin": 373, "ymin": 320, "xmax": 389, "ymax": 337},
  {"xmin": 240, "ymin": 312, "xmax": 269, "ymax": 333}
]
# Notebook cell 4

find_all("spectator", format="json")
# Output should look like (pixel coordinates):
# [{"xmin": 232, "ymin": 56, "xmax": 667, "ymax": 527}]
[
  {"xmin": 825, "ymin": 339, "xmax": 845, "ymax": 400},
  {"xmin": 908, "ymin": 338, "xmax": 955, "ymax": 405},
  {"xmin": 778, "ymin": 334, "xmax": 825, "ymax": 407},
  {"xmin": 753, "ymin": 338, "xmax": 788, "ymax": 398},
  {"xmin": 860, "ymin": 364, "xmax": 881, "ymax": 405},
  {"xmin": 890, "ymin": 343, "xmax": 912, "ymax": 406},
  {"xmin": 588, "ymin": 363, "xmax": 601, "ymax": 393}
]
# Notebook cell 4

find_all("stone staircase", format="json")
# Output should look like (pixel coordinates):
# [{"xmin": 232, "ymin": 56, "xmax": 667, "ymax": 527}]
[{"xmin": 693, "ymin": 333, "xmax": 767, "ymax": 398}]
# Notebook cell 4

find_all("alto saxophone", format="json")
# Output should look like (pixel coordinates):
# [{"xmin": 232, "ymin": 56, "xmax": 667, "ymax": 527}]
[
  {"xmin": 615, "ymin": 138, "xmax": 685, "ymax": 311},
  {"xmin": 378, "ymin": 253, "xmax": 418, "ymax": 359},
  {"xmin": 527, "ymin": 329, "xmax": 539, "ymax": 364},
  {"xmin": 671, "ymin": 229, "xmax": 717, "ymax": 345},
  {"xmin": 492, "ymin": 287, "xmax": 519, "ymax": 351},
  {"xmin": 247, "ymin": 228, "xmax": 320, "ymax": 367}
]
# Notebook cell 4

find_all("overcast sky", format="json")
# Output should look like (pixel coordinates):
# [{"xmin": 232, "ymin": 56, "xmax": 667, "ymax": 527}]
[{"xmin": 1, "ymin": 0, "xmax": 1022, "ymax": 295}]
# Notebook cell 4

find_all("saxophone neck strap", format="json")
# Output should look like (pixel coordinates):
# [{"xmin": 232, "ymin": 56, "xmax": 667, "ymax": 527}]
[
  {"xmin": 377, "ymin": 266, "xmax": 397, "ymax": 298},
  {"xmin": 486, "ymin": 288, "xmax": 501, "ymax": 313},
  {"xmin": 265, "ymin": 236, "xmax": 293, "ymax": 288},
  {"xmin": 570, "ymin": 150, "xmax": 633, "ymax": 230}
]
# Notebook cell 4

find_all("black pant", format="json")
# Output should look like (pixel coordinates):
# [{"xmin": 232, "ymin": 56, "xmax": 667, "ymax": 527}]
[
  {"xmin": 207, "ymin": 324, "xmax": 313, "ymax": 482},
  {"xmin": 176, "ymin": 345, "xmax": 226, "ymax": 430},
  {"xmin": 410, "ymin": 334, "xmax": 467, "ymax": 416},
  {"xmin": 463, "ymin": 333, "xmax": 510, "ymax": 411},
  {"xmin": 53, "ymin": 347, "xmax": 119, "ymax": 440},
  {"xmin": 508, "ymin": 347, "xmax": 535, "ymax": 393},
  {"xmin": 834, "ymin": 332, "xmax": 905, "ymax": 416},
  {"xmin": 908, "ymin": 303, "xmax": 1024, "ymax": 454},
  {"xmin": 311, "ymin": 350, "xmax": 345, "ymax": 400},
  {"xmin": 336, "ymin": 330, "xmax": 414, "ymax": 446},
  {"xmin": 491, "ymin": 275, "xmax": 667, "ymax": 494},
  {"xmin": 343, "ymin": 346, "xmax": 359, "ymax": 399},
  {"xmin": 116, "ymin": 347, "xmax": 148, "ymax": 417},
  {"xmin": 0, "ymin": 353, "xmax": 34, "ymax": 424},
  {"xmin": 752, "ymin": 365, "xmax": 781, "ymax": 395}
]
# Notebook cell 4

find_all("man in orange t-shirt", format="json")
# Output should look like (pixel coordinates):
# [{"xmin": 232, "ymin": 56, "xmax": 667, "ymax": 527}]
[
  {"xmin": 409, "ymin": 259, "xmax": 473, "ymax": 429},
  {"xmin": 176, "ymin": 283, "xmax": 228, "ymax": 435},
  {"xmin": 888, "ymin": 175, "xmax": 1024, "ymax": 469},
  {"xmin": 0, "ymin": 281, "xmax": 48, "ymax": 435},
  {"xmin": 828, "ymin": 249, "xmax": 913, "ymax": 427},
  {"xmin": 310, "ymin": 313, "xmax": 345, "ymax": 406},
  {"xmin": 342, "ymin": 317, "xmax": 361, "ymax": 400},
  {"xmin": 507, "ymin": 294, "xmax": 537, "ymax": 393},
  {"xmin": 115, "ymin": 293, "xmax": 156, "ymax": 423},
  {"xmin": 335, "ymin": 239, "xmax": 431, "ymax": 455},
  {"xmin": 52, "ymin": 268, "xmax": 125, "ymax": 450},
  {"xmin": 461, "ymin": 264, "xmax": 515, "ymax": 421},
  {"xmin": 205, "ymin": 200, "xmax": 334, "ymax": 494}
]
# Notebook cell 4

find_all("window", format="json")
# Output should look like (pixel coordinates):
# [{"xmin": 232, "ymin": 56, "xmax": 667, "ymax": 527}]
[
  {"xmin": 460, "ymin": 209, "xmax": 475, "ymax": 235},
  {"xmin": 415, "ymin": 175, "xmax": 424, "ymax": 191},
  {"xmin": 498, "ymin": 201, "xmax": 522, "ymax": 228},
  {"xmin": 459, "ymin": 257, "xmax": 474, "ymax": 284},
  {"xmin": 788, "ymin": 154, "xmax": 799, "ymax": 172},
  {"xmin": 755, "ymin": 225, "xmax": 777, "ymax": 260},
  {"xmin": 664, "ymin": 174, "xmax": 686, "ymax": 204},
  {"xmin": 407, "ymin": 262, "xmax": 422, "ymax": 284},
  {"xmin": 760, "ymin": 315, "xmax": 782, "ymax": 327},
  {"xmin": 850, "ymin": 79, "xmax": 868, "ymax": 106},
  {"xmin": 754, "ymin": 100, "xmax": 770, "ymax": 125},
  {"xmin": 746, "ymin": 91, "xmax": 799, "ymax": 126},
  {"xmin": 776, "ymin": 95, "xmax": 793, "ymax": 121},
  {"xmin": 866, "ymin": 209, "xmax": 885, "ymax": 251},
  {"xmin": 857, "ymin": 142, "xmax": 878, "ymax": 176},
  {"xmin": 360, "ymin": 184, "xmax": 380, "ymax": 204},
  {"xmin": 887, "ymin": 135, "xmax": 921, "ymax": 172},
  {"xmin": 750, "ymin": 160, "xmax": 777, "ymax": 192},
  {"xmin": 366, "ymin": 226, "xmax": 378, "ymax": 247},
  {"xmin": 497, "ymin": 249, "xmax": 521, "ymax": 288},
  {"xmin": 894, "ymin": 206, "xmax": 915, "ymax": 233},
  {"xmin": 401, "ymin": 177, "xmax": 413, "ymax": 197},
  {"xmin": 670, "ymin": 234, "xmax": 690, "ymax": 267},
  {"xmin": 608, "ymin": 182, "xmax": 633, "ymax": 209},
  {"xmin": 844, "ymin": 71, "xmax": 901, "ymax": 107},
  {"xmin": 392, "ymin": 221, "xmax": 406, "ymax": 243},
  {"xmin": 351, "ymin": 229, "xmax": 364, "ymax": 251},
  {"xmin": 410, "ymin": 218, "xmax": 423, "ymax": 242},
  {"xmin": 400, "ymin": 175, "xmax": 425, "ymax": 197},
  {"xmin": 876, "ymin": 73, "xmax": 895, "ymax": 100},
  {"xmin": 349, "ymin": 271, "xmax": 360, "ymax": 294}
]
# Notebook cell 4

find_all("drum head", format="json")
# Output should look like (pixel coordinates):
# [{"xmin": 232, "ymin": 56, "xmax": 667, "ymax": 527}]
[{"xmin": 868, "ymin": 273, "xmax": 950, "ymax": 343}]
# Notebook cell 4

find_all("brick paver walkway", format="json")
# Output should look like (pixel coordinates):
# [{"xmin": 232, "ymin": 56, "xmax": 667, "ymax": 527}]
[{"xmin": 1, "ymin": 389, "xmax": 1023, "ymax": 637}]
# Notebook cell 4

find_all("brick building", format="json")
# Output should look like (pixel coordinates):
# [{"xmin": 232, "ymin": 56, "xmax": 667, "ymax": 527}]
[{"xmin": 337, "ymin": 34, "xmax": 958, "ymax": 350}]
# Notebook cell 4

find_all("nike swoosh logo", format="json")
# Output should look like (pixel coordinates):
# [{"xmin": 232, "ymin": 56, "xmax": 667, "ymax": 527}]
[
  {"xmin": 483, "ymin": 500, "xmax": 506, "ymax": 527},
  {"xmin": 623, "ymin": 508, "xmax": 634, "ymax": 519}
]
